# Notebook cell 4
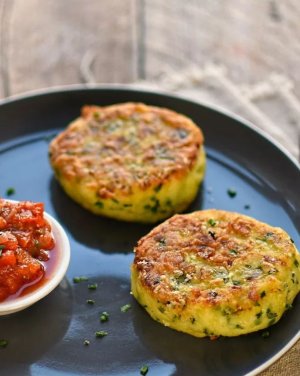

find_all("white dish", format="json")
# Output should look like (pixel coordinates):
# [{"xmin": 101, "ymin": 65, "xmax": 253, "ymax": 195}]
[{"xmin": 0, "ymin": 209, "xmax": 70, "ymax": 315}]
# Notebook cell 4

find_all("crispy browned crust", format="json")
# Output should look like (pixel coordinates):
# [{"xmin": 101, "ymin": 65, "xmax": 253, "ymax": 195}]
[
  {"xmin": 49, "ymin": 102, "xmax": 204, "ymax": 198},
  {"xmin": 133, "ymin": 210, "xmax": 298, "ymax": 310}
]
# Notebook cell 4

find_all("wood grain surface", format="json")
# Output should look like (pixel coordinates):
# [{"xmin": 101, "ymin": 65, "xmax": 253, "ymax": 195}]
[{"xmin": 0, "ymin": 1, "xmax": 299, "ymax": 375}]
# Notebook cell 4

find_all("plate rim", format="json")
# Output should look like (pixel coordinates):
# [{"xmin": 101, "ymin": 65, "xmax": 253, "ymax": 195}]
[{"xmin": 0, "ymin": 83, "xmax": 299, "ymax": 376}]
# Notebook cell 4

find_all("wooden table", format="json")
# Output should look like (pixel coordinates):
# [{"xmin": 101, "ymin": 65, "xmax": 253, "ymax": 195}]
[{"xmin": 0, "ymin": 1, "xmax": 299, "ymax": 375}]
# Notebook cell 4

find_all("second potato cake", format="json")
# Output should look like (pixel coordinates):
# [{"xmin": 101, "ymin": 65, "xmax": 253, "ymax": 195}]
[
  {"xmin": 131, "ymin": 210, "xmax": 300, "ymax": 338},
  {"xmin": 49, "ymin": 102, "xmax": 205, "ymax": 222}
]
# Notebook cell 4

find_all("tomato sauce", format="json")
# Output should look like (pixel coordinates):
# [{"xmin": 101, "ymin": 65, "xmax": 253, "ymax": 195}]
[{"xmin": 0, "ymin": 199, "xmax": 55, "ymax": 302}]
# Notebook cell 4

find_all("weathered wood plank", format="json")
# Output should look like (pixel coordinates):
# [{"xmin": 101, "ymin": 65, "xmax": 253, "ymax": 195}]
[
  {"xmin": 143, "ymin": 0, "xmax": 300, "ymax": 99},
  {"xmin": 3, "ymin": 0, "xmax": 136, "ymax": 96}
]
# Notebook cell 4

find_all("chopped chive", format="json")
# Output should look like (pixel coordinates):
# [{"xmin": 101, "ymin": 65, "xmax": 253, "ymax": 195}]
[
  {"xmin": 290, "ymin": 238, "xmax": 295, "ymax": 244},
  {"xmin": 208, "ymin": 219, "xmax": 216, "ymax": 227},
  {"xmin": 0, "ymin": 339, "xmax": 8, "ymax": 348},
  {"xmin": 121, "ymin": 304, "xmax": 132, "ymax": 313},
  {"xmin": 73, "ymin": 276, "xmax": 88, "ymax": 283},
  {"xmin": 260, "ymin": 291, "xmax": 266, "ymax": 298},
  {"xmin": 294, "ymin": 259, "xmax": 299, "ymax": 267},
  {"xmin": 227, "ymin": 188, "xmax": 237, "ymax": 198},
  {"xmin": 111, "ymin": 198, "xmax": 119, "ymax": 204},
  {"xmin": 261, "ymin": 331, "xmax": 270, "ymax": 338},
  {"xmin": 100, "ymin": 311, "xmax": 109, "ymax": 322},
  {"xmin": 232, "ymin": 280, "xmax": 241, "ymax": 286},
  {"xmin": 244, "ymin": 204, "xmax": 251, "ymax": 209},
  {"xmin": 140, "ymin": 365, "xmax": 149, "ymax": 375},
  {"xmin": 229, "ymin": 249, "xmax": 238, "ymax": 255},
  {"xmin": 154, "ymin": 184, "xmax": 162, "ymax": 192},
  {"xmin": 86, "ymin": 299, "xmax": 95, "ymax": 305},
  {"xmin": 88, "ymin": 283, "xmax": 98, "ymax": 290},
  {"xmin": 83, "ymin": 339, "xmax": 90, "ymax": 346},
  {"xmin": 208, "ymin": 231, "xmax": 216, "ymax": 240},
  {"xmin": 95, "ymin": 331, "xmax": 108, "ymax": 338},
  {"xmin": 5, "ymin": 187, "xmax": 15, "ymax": 196},
  {"xmin": 95, "ymin": 201, "xmax": 104, "ymax": 208},
  {"xmin": 266, "ymin": 309, "xmax": 277, "ymax": 320}
]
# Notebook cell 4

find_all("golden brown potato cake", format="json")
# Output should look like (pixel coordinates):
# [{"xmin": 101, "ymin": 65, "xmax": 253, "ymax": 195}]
[
  {"xmin": 49, "ymin": 102, "xmax": 205, "ymax": 222},
  {"xmin": 131, "ymin": 209, "xmax": 300, "ymax": 337}
]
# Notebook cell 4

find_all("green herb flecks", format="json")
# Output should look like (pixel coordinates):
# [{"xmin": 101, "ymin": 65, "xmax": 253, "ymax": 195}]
[
  {"xmin": 100, "ymin": 311, "xmax": 109, "ymax": 322},
  {"xmin": 73, "ymin": 276, "xmax": 89, "ymax": 283},
  {"xmin": 244, "ymin": 204, "xmax": 251, "ymax": 210},
  {"xmin": 0, "ymin": 339, "xmax": 8, "ymax": 348},
  {"xmin": 95, "ymin": 331, "xmax": 108, "ymax": 338},
  {"xmin": 261, "ymin": 330, "xmax": 270, "ymax": 338},
  {"xmin": 260, "ymin": 291, "xmax": 266, "ymax": 298},
  {"xmin": 229, "ymin": 249, "xmax": 238, "ymax": 256},
  {"xmin": 123, "ymin": 203, "xmax": 132, "ymax": 208},
  {"xmin": 88, "ymin": 283, "xmax": 98, "ymax": 290},
  {"xmin": 294, "ymin": 259, "xmax": 299, "ymax": 267},
  {"xmin": 227, "ymin": 188, "xmax": 237, "ymax": 198},
  {"xmin": 121, "ymin": 304, "xmax": 131, "ymax": 313},
  {"xmin": 208, "ymin": 219, "xmax": 216, "ymax": 227},
  {"xmin": 5, "ymin": 187, "xmax": 15, "ymax": 196},
  {"xmin": 140, "ymin": 365, "xmax": 149, "ymax": 375},
  {"xmin": 95, "ymin": 201, "xmax": 104, "ymax": 208},
  {"xmin": 86, "ymin": 299, "xmax": 95, "ymax": 305},
  {"xmin": 266, "ymin": 310, "xmax": 277, "ymax": 319},
  {"xmin": 154, "ymin": 184, "xmax": 162, "ymax": 192}
]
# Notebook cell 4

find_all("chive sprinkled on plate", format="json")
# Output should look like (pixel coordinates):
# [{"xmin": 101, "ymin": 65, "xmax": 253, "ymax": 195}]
[
  {"xmin": 88, "ymin": 283, "xmax": 98, "ymax": 290},
  {"xmin": 95, "ymin": 331, "xmax": 108, "ymax": 338},
  {"xmin": 261, "ymin": 330, "xmax": 270, "ymax": 338},
  {"xmin": 73, "ymin": 276, "xmax": 88, "ymax": 283},
  {"xmin": 121, "ymin": 304, "xmax": 131, "ymax": 312},
  {"xmin": 0, "ymin": 339, "xmax": 8, "ymax": 348},
  {"xmin": 244, "ymin": 204, "xmax": 251, "ymax": 209},
  {"xmin": 227, "ymin": 188, "xmax": 237, "ymax": 198},
  {"xmin": 100, "ymin": 311, "xmax": 109, "ymax": 322},
  {"xmin": 86, "ymin": 299, "xmax": 95, "ymax": 305},
  {"xmin": 140, "ymin": 365, "xmax": 149, "ymax": 375}
]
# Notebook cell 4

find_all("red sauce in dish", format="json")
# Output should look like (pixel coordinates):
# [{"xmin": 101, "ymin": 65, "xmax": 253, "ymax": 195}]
[{"xmin": 0, "ymin": 199, "xmax": 55, "ymax": 302}]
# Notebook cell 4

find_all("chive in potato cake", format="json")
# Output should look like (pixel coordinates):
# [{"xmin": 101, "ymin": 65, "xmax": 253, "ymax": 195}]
[
  {"xmin": 131, "ymin": 210, "xmax": 300, "ymax": 338},
  {"xmin": 49, "ymin": 103, "xmax": 205, "ymax": 223}
]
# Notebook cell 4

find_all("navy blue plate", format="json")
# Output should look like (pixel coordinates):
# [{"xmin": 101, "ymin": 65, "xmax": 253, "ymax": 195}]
[{"xmin": 0, "ymin": 86, "xmax": 299, "ymax": 376}]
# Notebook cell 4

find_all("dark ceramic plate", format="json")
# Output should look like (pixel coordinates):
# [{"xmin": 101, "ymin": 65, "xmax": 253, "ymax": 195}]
[{"xmin": 0, "ymin": 86, "xmax": 299, "ymax": 376}]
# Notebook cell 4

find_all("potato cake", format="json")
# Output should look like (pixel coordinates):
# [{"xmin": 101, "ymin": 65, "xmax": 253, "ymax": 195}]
[
  {"xmin": 131, "ymin": 210, "xmax": 300, "ymax": 338},
  {"xmin": 49, "ymin": 103, "xmax": 205, "ymax": 223}
]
